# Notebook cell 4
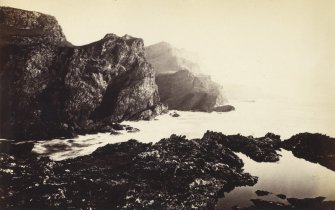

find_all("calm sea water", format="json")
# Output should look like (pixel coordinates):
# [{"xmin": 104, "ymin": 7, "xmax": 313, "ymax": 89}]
[{"xmin": 216, "ymin": 150, "xmax": 335, "ymax": 209}]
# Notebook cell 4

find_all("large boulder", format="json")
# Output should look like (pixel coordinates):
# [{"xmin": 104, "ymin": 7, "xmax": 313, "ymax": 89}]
[{"xmin": 0, "ymin": 7, "xmax": 165, "ymax": 140}]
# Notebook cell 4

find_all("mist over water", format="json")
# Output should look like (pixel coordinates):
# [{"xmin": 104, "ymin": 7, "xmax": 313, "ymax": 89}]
[{"xmin": 33, "ymin": 97, "xmax": 335, "ymax": 161}]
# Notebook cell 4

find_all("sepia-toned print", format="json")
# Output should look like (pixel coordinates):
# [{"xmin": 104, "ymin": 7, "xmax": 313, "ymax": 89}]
[{"xmin": 0, "ymin": 1, "xmax": 334, "ymax": 209}]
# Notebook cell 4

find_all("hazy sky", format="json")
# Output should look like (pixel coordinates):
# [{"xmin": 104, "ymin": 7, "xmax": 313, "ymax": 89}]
[{"xmin": 1, "ymin": 0, "xmax": 335, "ymax": 103}]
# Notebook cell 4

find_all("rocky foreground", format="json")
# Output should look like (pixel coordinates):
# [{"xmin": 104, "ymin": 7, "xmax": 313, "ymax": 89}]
[
  {"xmin": 1, "ymin": 131, "xmax": 334, "ymax": 209},
  {"xmin": 234, "ymin": 196, "xmax": 335, "ymax": 210},
  {"xmin": 0, "ymin": 133, "xmax": 258, "ymax": 210}
]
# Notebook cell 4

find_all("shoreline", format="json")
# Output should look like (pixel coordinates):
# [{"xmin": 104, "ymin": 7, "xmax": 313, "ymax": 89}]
[{"xmin": 1, "ymin": 131, "xmax": 335, "ymax": 209}]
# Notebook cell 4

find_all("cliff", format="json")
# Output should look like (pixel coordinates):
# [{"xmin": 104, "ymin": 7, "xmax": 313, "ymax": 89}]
[
  {"xmin": 145, "ymin": 41, "xmax": 201, "ymax": 74},
  {"xmin": 145, "ymin": 42, "xmax": 231, "ymax": 112},
  {"xmin": 156, "ymin": 70, "xmax": 226, "ymax": 111},
  {"xmin": 0, "ymin": 7, "xmax": 165, "ymax": 140}
]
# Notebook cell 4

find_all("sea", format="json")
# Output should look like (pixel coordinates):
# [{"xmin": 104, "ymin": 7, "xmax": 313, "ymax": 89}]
[{"xmin": 32, "ymin": 97, "xmax": 335, "ymax": 209}]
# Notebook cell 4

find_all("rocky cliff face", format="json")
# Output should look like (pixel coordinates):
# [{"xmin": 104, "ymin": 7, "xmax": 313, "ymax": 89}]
[
  {"xmin": 156, "ymin": 70, "xmax": 226, "ymax": 111},
  {"xmin": 145, "ymin": 42, "xmax": 230, "ymax": 112},
  {"xmin": 0, "ymin": 7, "xmax": 164, "ymax": 140},
  {"xmin": 145, "ymin": 42, "xmax": 201, "ymax": 75}
]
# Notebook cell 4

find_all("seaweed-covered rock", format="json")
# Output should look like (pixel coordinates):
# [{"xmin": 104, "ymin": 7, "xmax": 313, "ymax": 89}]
[
  {"xmin": 0, "ymin": 141, "xmax": 34, "ymax": 157},
  {"xmin": 282, "ymin": 133, "xmax": 335, "ymax": 171},
  {"xmin": 255, "ymin": 190, "xmax": 271, "ymax": 196},
  {"xmin": 235, "ymin": 196, "xmax": 335, "ymax": 210},
  {"xmin": 0, "ymin": 135, "xmax": 257, "ymax": 210},
  {"xmin": 0, "ymin": 7, "xmax": 165, "ymax": 140},
  {"xmin": 202, "ymin": 131, "xmax": 282, "ymax": 162}
]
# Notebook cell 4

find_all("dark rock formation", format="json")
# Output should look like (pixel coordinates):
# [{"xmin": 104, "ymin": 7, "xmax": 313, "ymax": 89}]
[
  {"xmin": 156, "ymin": 70, "xmax": 226, "ymax": 112},
  {"xmin": 110, "ymin": 130, "xmax": 122, "ymax": 135},
  {"xmin": 0, "ymin": 140, "xmax": 34, "ymax": 157},
  {"xmin": 145, "ymin": 41, "xmax": 201, "ymax": 75},
  {"xmin": 202, "ymin": 131, "xmax": 282, "ymax": 162},
  {"xmin": 0, "ymin": 7, "xmax": 165, "ymax": 140},
  {"xmin": 282, "ymin": 133, "xmax": 335, "ymax": 171},
  {"xmin": 255, "ymin": 190, "xmax": 271, "ymax": 196},
  {"xmin": 213, "ymin": 105, "xmax": 235, "ymax": 112},
  {"xmin": 249, "ymin": 199, "xmax": 286, "ymax": 209},
  {"xmin": 170, "ymin": 111, "xmax": 180, "ymax": 117},
  {"xmin": 287, "ymin": 196, "xmax": 327, "ymax": 208},
  {"xmin": 276, "ymin": 194, "xmax": 287, "ymax": 199},
  {"xmin": 234, "ymin": 196, "xmax": 335, "ymax": 210},
  {"xmin": 0, "ymin": 134, "xmax": 257, "ymax": 210},
  {"xmin": 125, "ymin": 126, "xmax": 140, "ymax": 133},
  {"xmin": 0, "ymin": 7, "xmax": 68, "ymax": 46}
]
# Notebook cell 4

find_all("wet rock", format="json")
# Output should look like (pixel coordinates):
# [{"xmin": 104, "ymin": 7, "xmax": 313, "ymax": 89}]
[
  {"xmin": 282, "ymin": 133, "xmax": 335, "ymax": 171},
  {"xmin": 0, "ymin": 134, "xmax": 258, "ymax": 209},
  {"xmin": 276, "ymin": 194, "xmax": 287, "ymax": 199},
  {"xmin": 0, "ymin": 7, "xmax": 165, "ymax": 140},
  {"xmin": 110, "ymin": 130, "xmax": 122, "ymax": 135},
  {"xmin": 233, "ymin": 196, "xmax": 335, "ymax": 210},
  {"xmin": 213, "ymin": 105, "xmax": 235, "ymax": 112},
  {"xmin": 251, "ymin": 199, "xmax": 286, "ymax": 208},
  {"xmin": 255, "ymin": 190, "xmax": 271, "ymax": 196},
  {"xmin": 287, "ymin": 196, "xmax": 326, "ymax": 208},
  {"xmin": 170, "ymin": 111, "xmax": 180, "ymax": 117},
  {"xmin": 202, "ymin": 131, "xmax": 281, "ymax": 162},
  {"xmin": 0, "ymin": 141, "xmax": 34, "ymax": 157},
  {"xmin": 125, "ymin": 126, "xmax": 140, "ymax": 133},
  {"xmin": 112, "ymin": 123, "xmax": 125, "ymax": 131}
]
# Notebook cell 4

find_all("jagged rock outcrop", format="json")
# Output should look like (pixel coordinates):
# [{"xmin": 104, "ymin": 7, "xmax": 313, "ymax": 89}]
[
  {"xmin": 234, "ymin": 196, "xmax": 335, "ymax": 210},
  {"xmin": 282, "ymin": 133, "xmax": 335, "ymax": 171},
  {"xmin": 145, "ymin": 41, "xmax": 201, "ymax": 74},
  {"xmin": 0, "ymin": 7, "xmax": 165, "ymax": 140},
  {"xmin": 202, "ymin": 131, "xmax": 282, "ymax": 162},
  {"xmin": 145, "ymin": 42, "xmax": 231, "ymax": 112},
  {"xmin": 0, "ymin": 134, "xmax": 257, "ymax": 210},
  {"xmin": 156, "ymin": 70, "xmax": 227, "ymax": 111}
]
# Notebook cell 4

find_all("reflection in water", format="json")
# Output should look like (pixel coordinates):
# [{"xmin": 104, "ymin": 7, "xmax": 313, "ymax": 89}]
[{"xmin": 216, "ymin": 150, "xmax": 335, "ymax": 210}]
